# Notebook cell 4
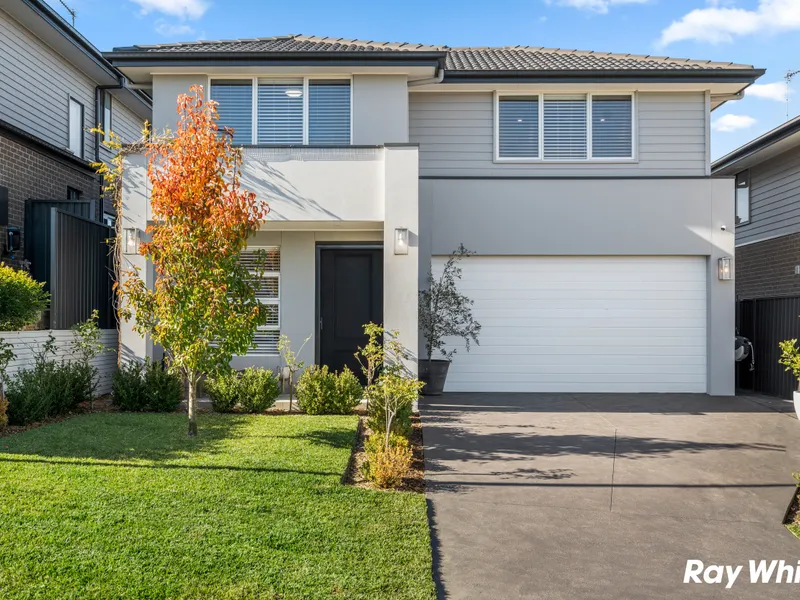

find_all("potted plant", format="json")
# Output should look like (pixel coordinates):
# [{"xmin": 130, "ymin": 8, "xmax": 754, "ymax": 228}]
[
  {"xmin": 778, "ymin": 339, "xmax": 800, "ymax": 418},
  {"xmin": 418, "ymin": 244, "xmax": 481, "ymax": 395}
]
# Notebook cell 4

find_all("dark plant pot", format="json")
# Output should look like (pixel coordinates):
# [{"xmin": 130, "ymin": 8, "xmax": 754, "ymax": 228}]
[{"xmin": 419, "ymin": 359, "xmax": 450, "ymax": 396}]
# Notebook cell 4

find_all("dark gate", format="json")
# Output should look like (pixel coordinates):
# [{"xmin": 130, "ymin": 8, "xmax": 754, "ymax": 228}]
[
  {"xmin": 736, "ymin": 296, "xmax": 800, "ymax": 398},
  {"xmin": 24, "ymin": 199, "xmax": 95, "ymax": 290},
  {"xmin": 49, "ymin": 209, "xmax": 115, "ymax": 329}
]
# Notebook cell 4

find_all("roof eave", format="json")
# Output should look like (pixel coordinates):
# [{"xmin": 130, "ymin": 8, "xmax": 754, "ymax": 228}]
[
  {"xmin": 712, "ymin": 117, "xmax": 800, "ymax": 174},
  {"xmin": 441, "ymin": 68, "xmax": 765, "ymax": 84}
]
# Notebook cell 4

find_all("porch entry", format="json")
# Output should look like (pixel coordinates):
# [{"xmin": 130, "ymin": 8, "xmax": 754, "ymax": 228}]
[{"xmin": 318, "ymin": 246, "xmax": 383, "ymax": 379}]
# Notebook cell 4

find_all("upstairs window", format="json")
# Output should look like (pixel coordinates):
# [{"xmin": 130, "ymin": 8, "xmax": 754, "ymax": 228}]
[
  {"xmin": 68, "ymin": 97, "xmax": 84, "ymax": 157},
  {"xmin": 102, "ymin": 92, "xmax": 113, "ymax": 143},
  {"xmin": 210, "ymin": 77, "xmax": 351, "ymax": 145},
  {"xmin": 496, "ymin": 93, "xmax": 634, "ymax": 161},
  {"xmin": 735, "ymin": 171, "xmax": 750, "ymax": 225}
]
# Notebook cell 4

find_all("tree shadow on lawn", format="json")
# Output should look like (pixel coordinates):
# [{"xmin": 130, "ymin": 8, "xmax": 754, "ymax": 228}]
[{"xmin": 0, "ymin": 413, "xmax": 354, "ymax": 468}]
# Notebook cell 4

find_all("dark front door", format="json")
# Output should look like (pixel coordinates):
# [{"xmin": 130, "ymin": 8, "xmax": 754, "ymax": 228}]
[{"xmin": 319, "ymin": 247, "xmax": 383, "ymax": 378}]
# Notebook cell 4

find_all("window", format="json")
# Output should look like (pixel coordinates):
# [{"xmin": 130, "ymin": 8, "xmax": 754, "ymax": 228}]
[
  {"xmin": 496, "ymin": 93, "xmax": 634, "ymax": 161},
  {"xmin": 210, "ymin": 77, "xmax": 351, "ymax": 145},
  {"xmin": 66, "ymin": 186, "xmax": 82, "ymax": 200},
  {"xmin": 68, "ymin": 97, "xmax": 84, "ymax": 157},
  {"xmin": 103, "ymin": 213, "xmax": 115, "ymax": 227},
  {"xmin": 103, "ymin": 92, "xmax": 113, "ymax": 143},
  {"xmin": 239, "ymin": 247, "xmax": 280, "ymax": 355},
  {"xmin": 736, "ymin": 171, "xmax": 750, "ymax": 224}
]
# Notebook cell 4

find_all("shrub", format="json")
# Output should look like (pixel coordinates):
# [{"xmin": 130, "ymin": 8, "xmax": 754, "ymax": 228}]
[
  {"xmin": 296, "ymin": 365, "xmax": 362, "ymax": 415},
  {"xmin": 367, "ymin": 373, "xmax": 423, "ymax": 438},
  {"xmin": 112, "ymin": 360, "xmax": 183, "ymax": 412},
  {"xmin": 112, "ymin": 361, "xmax": 148, "ymax": 411},
  {"xmin": 205, "ymin": 368, "xmax": 280, "ymax": 413},
  {"xmin": 144, "ymin": 361, "xmax": 183, "ymax": 412},
  {"xmin": 296, "ymin": 365, "xmax": 337, "ymax": 414},
  {"xmin": 0, "ymin": 393, "xmax": 6, "ymax": 428},
  {"xmin": 0, "ymin": 264, "xmax": 49, "ymax": 331},
  {"xmin": 361, "ymin": 433, "xmax": 412, "ymax": 489},
  {"xmin": 205, "ymin": 369, "xmax": 239, "ymax": 413}
]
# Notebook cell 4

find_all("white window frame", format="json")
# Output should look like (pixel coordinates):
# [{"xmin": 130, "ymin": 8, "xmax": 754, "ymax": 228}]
[
  {"xmin": 242, "ymin": 245, "xmax": 281, "ymax": 356},
  {"xmin": 208, "ymin": 75, "xmax": 353, "ymax": 145},
  {"xmin": 68, "ymin": 96, "xmax": 84, "ymax": 157},
  {"xmin": 735, "ymin": 170, "xmax": 751, "ymax": 225},
  {"xmin": 493, "ymin": 91, "xmax": 637, "ymax": 163},
  {"xmin": 103, "ymin": 92, "xmax": 113, "ymax": 143}
]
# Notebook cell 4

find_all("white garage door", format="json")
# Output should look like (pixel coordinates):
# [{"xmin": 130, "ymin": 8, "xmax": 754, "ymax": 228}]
[{"xmin": 431, "ymin": 256, "xmax": 707, "ymax": 393}]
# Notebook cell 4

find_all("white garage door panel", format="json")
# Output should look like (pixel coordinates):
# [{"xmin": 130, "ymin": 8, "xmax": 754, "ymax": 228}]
[{"xmin": 432, "ymin": 256, "xmax": 707, "ymax": 393}]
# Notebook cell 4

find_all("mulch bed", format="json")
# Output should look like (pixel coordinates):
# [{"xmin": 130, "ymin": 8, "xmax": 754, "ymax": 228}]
[
  {"xmin": 784, "ymin": 485, "xmax": 800, "ymax": 531},
  {"xmin": 342, "ymin": 414, "xmax": 425, "ymax": 494},
  {"xmin": 0, "ymin": 395, "xmax": 117, "ymax": 439}
]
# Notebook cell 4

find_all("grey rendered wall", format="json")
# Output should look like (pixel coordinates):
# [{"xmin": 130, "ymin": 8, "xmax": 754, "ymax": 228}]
[
  {"xmin": 735, "ymin": 144, "xmax": 800, "ymax": 245},
  {"xmin": 409, "ymin": 92, "xmax": 707, "ymax": 177},
  {"xmin": 0, "ymin": 8, "xmax": 95, "ymax": 158},
  {"xmin": 418, "ymin": 177, "xmax": 735, "ymax": 395},
  {"xmin": 352, "ymin": 75, "xmax": 409, "ymax": 144},
  {"xmin": 152, "ymin": 75, "xmax": 207, "ymax": 133}
]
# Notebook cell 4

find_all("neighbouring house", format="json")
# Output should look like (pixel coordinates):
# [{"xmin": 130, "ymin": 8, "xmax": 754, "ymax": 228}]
[
  {"xmin": 713, "ymin": 115, "xmax": 800, "ymax": 399},
  {"xmin": 105, "ymin": 35, "xmax": 763, "ymax": 395},
  {"xmin": 0, "ymin": 0, "xmax": 151, "ymax": 328}
]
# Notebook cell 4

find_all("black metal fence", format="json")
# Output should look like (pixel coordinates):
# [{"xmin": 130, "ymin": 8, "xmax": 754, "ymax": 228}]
[
  {"xmin": 49, "ymin": 209, "xmax": 115, "ymax": 330},
  {"xmin": 736, "ymin": 296, "xmax": 800, "ymax": 398}
]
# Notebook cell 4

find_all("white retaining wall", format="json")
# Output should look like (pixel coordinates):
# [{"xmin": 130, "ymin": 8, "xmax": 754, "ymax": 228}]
[{"xmin": 1, "ymin": 329, "xmax": 118, "ymax": 395}]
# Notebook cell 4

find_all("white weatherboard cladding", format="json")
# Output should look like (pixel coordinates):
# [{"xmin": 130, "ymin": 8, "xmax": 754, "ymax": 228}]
[{"xmin": 431, "ymin": 256, "xmax": 707, "ymax": 393}]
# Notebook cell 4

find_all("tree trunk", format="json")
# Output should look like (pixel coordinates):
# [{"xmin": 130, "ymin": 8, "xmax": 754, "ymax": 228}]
[
  {"xmin": 187, "ymin": 371, "xmax": 198, "ymax": 437},
  {"xmin": 288, "ymin": 372, "xmax": 293, "ymax": 413}
]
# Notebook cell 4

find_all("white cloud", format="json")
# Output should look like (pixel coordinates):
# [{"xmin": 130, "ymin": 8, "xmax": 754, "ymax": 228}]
[
  {"xmin": 747, "ymin": 82, "xmax": 790, "ymax": 102},
  {"xmin": 712, "ymin": 114, "xmax": 757, "ymax": 132},
  {"xmin": 128, "ymin": 0, "xmax": 209, "ymax": 19},
  {"xmin": 659, "ymin": 0, "xmax": 800, "ymax": 46},
  {"xmin": 545, "ymin": 0, "xmax": 649, "ymax": 14},
  {"xmin": 155, "ymin": 20, "xmax": 195, "ymax": 36}
]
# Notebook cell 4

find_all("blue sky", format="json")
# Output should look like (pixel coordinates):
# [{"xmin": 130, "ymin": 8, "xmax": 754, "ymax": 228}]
[{"xmin": 51, "ymin": 0, "xmax": 799, "ymax": 160}]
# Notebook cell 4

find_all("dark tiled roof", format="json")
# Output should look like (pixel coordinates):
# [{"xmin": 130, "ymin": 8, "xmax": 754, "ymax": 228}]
[
  {"xmin": 114, "ymin": 35, "xmax": 444, "ymax": 54},
  {"xmin": 110, "ymin": 34, "xmax": 757, "ymax": 72}
]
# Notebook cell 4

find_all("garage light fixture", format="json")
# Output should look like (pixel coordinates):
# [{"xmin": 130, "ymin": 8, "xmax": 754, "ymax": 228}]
[
  {"xmin": 123, "ymin": 228, "xmax": 140, "ymax": 255},
  {"xmin": 394, "ymin": 228, "xmax": 409, "ymax": 255},
  {"xmin": 718, "ymin": 256, "xmax": 732, "ymax": 280}
]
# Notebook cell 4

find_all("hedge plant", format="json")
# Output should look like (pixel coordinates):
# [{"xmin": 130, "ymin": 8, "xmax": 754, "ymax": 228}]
[
  {"xmin": 112, "ymin": 359, "xmax": 182, "ymax": 413},
  {"xmin": 0, "ymin": 264, "xmax": 49, "ymax": 331},
  {"xmin": 296, "ymin": 365, "xmax": 362, "ymax": 415},
  {"xmin": 205, "ymin": 367, "xmax": 280, "ymax": 413}
]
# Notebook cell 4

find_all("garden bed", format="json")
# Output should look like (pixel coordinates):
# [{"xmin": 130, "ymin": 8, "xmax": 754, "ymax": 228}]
[
  {"xmin": 0, "ymin": 395, "xmax": 115, "ymax": 438},
  {"xmin": 784, "ymin": 485, "xmax": 800, "ymax": 539},
  {"xmin": 344, "ymin": 414, "xmax": 426, "ymax": 493}
]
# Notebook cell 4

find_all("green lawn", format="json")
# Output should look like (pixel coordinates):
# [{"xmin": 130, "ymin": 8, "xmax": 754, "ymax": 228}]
[{"xmin": 0, "ymin": 413, "xmax": 435, "ymax": 600}]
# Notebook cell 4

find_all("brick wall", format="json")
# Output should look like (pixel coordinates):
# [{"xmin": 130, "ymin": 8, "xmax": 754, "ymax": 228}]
[
  {"xmin": 0, "ymin": 131, "xmax": 98, "ymax": 265},
  {"xmin": 736, "ymin": 232, "xmax": 800, "ymax": 299}
]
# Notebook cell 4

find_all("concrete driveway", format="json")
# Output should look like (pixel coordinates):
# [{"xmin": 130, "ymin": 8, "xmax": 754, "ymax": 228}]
[{"xmin": 421, "ymin": 393, "xmax": 800, "ymax": 599}]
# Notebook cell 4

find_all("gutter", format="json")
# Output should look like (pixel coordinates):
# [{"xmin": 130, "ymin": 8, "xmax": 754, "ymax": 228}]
[
  {"xmin": 408, "ymin": 66, "xmax": 445, "ymax": 87},
  {"xmin": 712, "ymin": 117, "xmax": 800, "ymax": 174}
]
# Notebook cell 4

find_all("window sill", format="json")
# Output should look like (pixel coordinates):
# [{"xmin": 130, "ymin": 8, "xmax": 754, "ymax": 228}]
[{"xmin": 493, "ymin": 158, "xmax": 639, "ymax": 165}]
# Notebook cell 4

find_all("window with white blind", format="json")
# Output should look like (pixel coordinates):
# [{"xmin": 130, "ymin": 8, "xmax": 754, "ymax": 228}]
[
  {"xmin": 495, "ymin": 93, "xmax": 634, "ymax": 161},
  {"xmin": 68, "ymin": 97, "xmax": 84, "ymax": 157},
  {"xmin": 210, "ymin": 77, "xmax": 351, "ymax": 145},
  {"xmin": 210, "ymin": 80, "xmax": 253, "ymax": 146},
  {"xmin": 239, "ymin": 247, "xmax": 280, "ymax": 355}
]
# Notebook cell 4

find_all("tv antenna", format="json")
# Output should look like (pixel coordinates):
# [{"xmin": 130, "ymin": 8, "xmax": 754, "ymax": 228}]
[
  {"xmin": 58, "ymin": 0, "xmax": 76, "ymax": 27},
  {"xmin": 786, "ymin": 69, "xmax": 800, "ymax": 120}
]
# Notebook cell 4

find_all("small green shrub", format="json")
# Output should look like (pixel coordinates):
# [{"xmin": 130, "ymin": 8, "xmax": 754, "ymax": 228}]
[
  {"xmin": 112, "ymin": 360, "xmax": 182, "ymax": 412},
  {"xmin": 205, "ymin": 368, "xmax": 280, "ymax": 413},
  {"xmin": 367, "ymin": 372, "xmax": 423, "ymax": 437},
  {"xmin": 237, "ymin": 368, "xmax": 280, "ymax": 413},
  {"xmin": 361, "ymin": 433, "xmax": 412, "ymax": 488},
  {"xmin": 205, "ymin": 369, "xmax": 238, "ymax": 413},
  {"xmin": 6, "ymin": 360, "xmax": 92, "ymax": 426},
  {"xmin": 296, "ymin": 365, "xmax": 362, "ymax": 415},
  {"xmin": 0, "ymin": 264, "xmax": 49, "ymax": 331},
  {"xmin": 144, "ymin": 361, "xmax": 183, "ymax": 412},
  {"xmin": 0, "ymin": 393, "xmax": 7, "ymax": 428}
]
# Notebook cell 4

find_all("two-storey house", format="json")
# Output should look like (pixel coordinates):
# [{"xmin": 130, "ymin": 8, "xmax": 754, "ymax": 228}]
[
  {"xmin": 713, "ymin": 115, "xmax": 800, "ymax": 398},
  {"xmin": 0, "ymin": 0, "xmax": 150, "ymax": 271},
  {"xmin": 106, "ymin": 35, "xmax": 763, "ymax": 396}
]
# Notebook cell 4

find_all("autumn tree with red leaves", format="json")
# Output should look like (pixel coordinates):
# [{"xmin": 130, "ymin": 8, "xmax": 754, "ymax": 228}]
[{"xmin": 121, "ymin": 86, "xmax": 269, "ymax": 436}]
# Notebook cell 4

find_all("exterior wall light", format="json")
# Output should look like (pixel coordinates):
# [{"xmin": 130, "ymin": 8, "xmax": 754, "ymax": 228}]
[
  {"xmin": 394, "ymin": 228, "xmax": 409, "ymax": 255},
  {"xmin": 718, "ymin": 256, "xmax": 732, "ymax": 281},
  {"xmin": 123, "ymin": 228, "xmax": 140, "ymax": 255}
]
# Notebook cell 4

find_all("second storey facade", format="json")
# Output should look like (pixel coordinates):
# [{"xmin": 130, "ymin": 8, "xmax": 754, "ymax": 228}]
[{"xmin": 107, "ymin": 36, "xmax": 763, "ymax": 396}]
